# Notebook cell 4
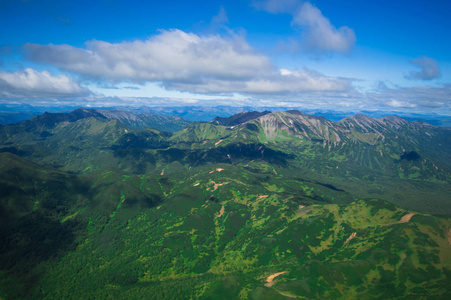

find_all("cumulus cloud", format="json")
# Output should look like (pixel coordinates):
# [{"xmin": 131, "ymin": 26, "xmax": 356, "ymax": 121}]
[
  {"xmin": 23, "ymin": 29, "xmax": 351, "ymax": 94},
  {"xmin": 406, "ymin": 56, "xmax": 441, "ymax": 80},
  {"xmin": 292, "ymin": 2, "xmax": 356, "ymax": 53},
  {"xmin": 0, "ymin": 68, "xmax": 90, "ymax": 98},
  {"xmin": 246, "ymin": 68, "xmax": 350, "ymax": 93},
  {"xmin": 252, "ymin": 0, "xmax": 356, "ymax": 54},
  {"xmin": 25, "ymin": 30, "xmax": 273, "ymax": 83}
]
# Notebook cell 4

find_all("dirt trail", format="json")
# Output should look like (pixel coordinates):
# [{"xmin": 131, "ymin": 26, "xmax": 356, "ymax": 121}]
[
  {"xmin": 217, "ymin": 205, "xmax": 225, "ymax": 218},
  {"xmin": 209, "ymin": 181, "xmax": 229, "ymax": 191},
  {"xmin": 276, "ymin": 227, "xmax": 287, "ymax": 234},
  {"xmin": 264, "ymin": 271, "xmax": 287, "ymax": 287},
  {"xmin": 399, "ymin": 213, "xmax": 415, "ymax": 223},
  {"xmin": 209, "ymin": 168, "xmax": 225, "ymax": 174},
  {"xmin": 344, "ymin": 232, "xmax": 357, "ymax": 246}
]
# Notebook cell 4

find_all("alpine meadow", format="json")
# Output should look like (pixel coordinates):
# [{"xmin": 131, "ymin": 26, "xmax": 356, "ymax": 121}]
[{"xmin": 1, "ymin": 0, "xmax": 451, "ymax": 299}]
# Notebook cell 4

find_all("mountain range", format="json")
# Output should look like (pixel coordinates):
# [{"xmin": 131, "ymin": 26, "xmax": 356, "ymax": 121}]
[
  {"xmin": 0, "ymin": 108, "xmax": 450, "ymax": 299},
  {"xmin": 2, "ymin": 104, "xmax": 451, "ymax": 127}
]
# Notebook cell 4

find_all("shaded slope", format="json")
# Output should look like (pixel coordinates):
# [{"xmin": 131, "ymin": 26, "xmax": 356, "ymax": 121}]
[
  {"xmin": 210, "ymin": 110, "xmax": 271, "ymax": 126},
  {"xmin": 0, "ymin": 153, "xmax": 89, "ymax": 299},
  {"xmin": 0, "ymin": 153, "xmax": 170, "ymax": 298}
]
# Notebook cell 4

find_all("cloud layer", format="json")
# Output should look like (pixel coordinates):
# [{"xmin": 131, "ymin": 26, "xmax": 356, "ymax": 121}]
[
  {"xmin": 368, "ymin": 83, "xmax": 450, "ymax": 110},
  {"xmin": 0, "ymin": 68, "xmax": 90, "ymax": 98},
  {"xmin": 406, "ymin": 56, "xmax": 441, "ymax": 80},
  {"xmin": 24, "ymin": 30, "xmax": 350, "ymax": 94}
]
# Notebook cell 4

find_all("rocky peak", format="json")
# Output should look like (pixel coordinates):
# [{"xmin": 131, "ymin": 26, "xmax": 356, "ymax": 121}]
[{"xmin": 210, "ymin": 110, "xmax": 271, "ymax": 126}]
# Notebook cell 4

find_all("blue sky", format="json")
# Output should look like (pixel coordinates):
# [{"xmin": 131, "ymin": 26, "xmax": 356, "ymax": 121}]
[{"xmin": 0, "ymin": 0, "xmax": 450, "ymax": 115}]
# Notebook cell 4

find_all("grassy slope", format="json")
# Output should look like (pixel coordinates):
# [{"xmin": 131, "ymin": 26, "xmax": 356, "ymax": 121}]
[
  {"xmin": 0, "ymin": 154, "xmax": 449, "ymax": 299},
  {"xmin": 0, "ymin": 112, "xmax": 450, "ymax": 299},
  {"xmin": 35, "ymin": 167, "xmax": 451, "ymax": 299}
]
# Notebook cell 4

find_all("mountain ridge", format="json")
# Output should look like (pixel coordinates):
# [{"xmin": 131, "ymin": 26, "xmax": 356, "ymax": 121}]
[
  {"xmin": 0, "ymin": 108, "xmax": 190, "ymax": 133},
  {"xmin": 210, "ymin": 110, "xmax": 271, "ymax": 126},
  {"xmin": 96, "ymin": 109, "xmax": 189, "ymax": 131}
]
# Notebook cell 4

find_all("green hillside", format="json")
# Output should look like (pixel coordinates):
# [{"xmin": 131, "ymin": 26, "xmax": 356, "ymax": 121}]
[{"xmin": 0, "ymin": 109, "xmax": 450, "ymax": 299}]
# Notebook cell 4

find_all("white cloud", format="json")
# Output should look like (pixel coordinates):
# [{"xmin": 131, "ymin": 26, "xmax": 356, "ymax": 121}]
[
  {"xmin": 387, "ymin": 99, "xmax": 417, "ymax": 108},
  {"xmin": 0, "ymin": 68, "xmax": 90, "ymax": 98},
  {"xmin": 292, "ymin": 2, "xmax": 356, "ymax": 53},
  {"xmin": 25, "ymin": 30, "xmax": 273, "ymax": 83},
  {"xmin": 406, "ymin": 56, "xmax": 441, "ymax": 80},
  {"xmin": 163, "ymin": 68, "xmax": 350, "ymax": 94},
  {"xmin": 252, "ymin": 1, "xmax": 356, "ymax": 54},
  {"xmin": 24, "ymin": 29, "xmax": 351, "ymax": 94}
]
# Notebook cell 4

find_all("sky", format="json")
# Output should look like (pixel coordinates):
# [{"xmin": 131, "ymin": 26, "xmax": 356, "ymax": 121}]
[{"xmin": 0, "ymin": 0, "xmax": 450, "ymax": 115}]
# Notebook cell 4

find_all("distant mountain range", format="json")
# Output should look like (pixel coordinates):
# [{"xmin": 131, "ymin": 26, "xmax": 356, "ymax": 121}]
[
  {"xmin": 1, "ymin": 108, "xmax": 450, "ymax": 299},
  {"xmin": 0, "ymin": 107, "xmax": 189, "ymax": 132},
  {"xmin": 2, "ymin": 104, "xmax": 450, "ymax": 127},
  {"xmin": 95, "ymin": 109, "xmax": 189, "ymax": 131}
]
